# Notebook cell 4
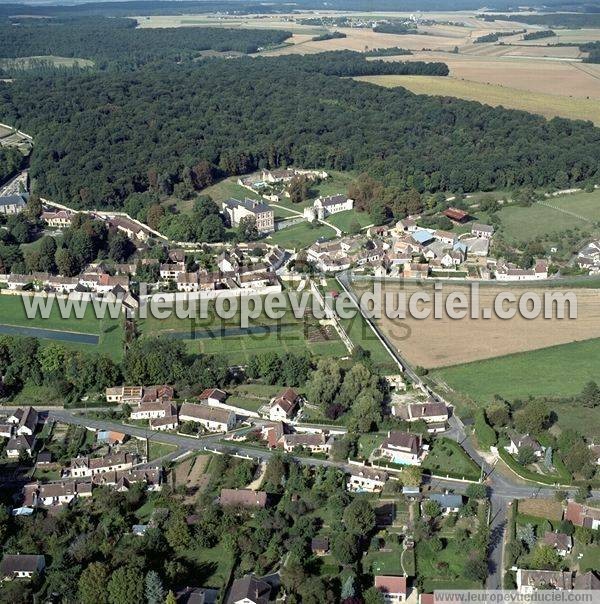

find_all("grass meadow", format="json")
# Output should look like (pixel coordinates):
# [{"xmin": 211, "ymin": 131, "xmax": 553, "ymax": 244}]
[{"xmin": 0, "ymin": 294, "xmax": 123, "ymax": 358}]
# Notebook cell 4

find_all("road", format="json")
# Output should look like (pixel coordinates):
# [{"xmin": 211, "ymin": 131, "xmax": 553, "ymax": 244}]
[
  {"xmin": 28, "ymin": 273, "xmax": 600, "ymax": 590},
  {"xmin": 329, "ymin": 272, "xmax": 600, "ymax": 587}
]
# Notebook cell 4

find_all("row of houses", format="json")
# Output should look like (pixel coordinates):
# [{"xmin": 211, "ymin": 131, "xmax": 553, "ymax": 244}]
[
  {"xmin": 107, "ymin": 384, "xmax": 304, "ymax": 433},
  {"xmin": 2, "ymin": 270, "xmax": 130, "ymax": 295},
  {"xmin": 41, "ymin": 209, "xmax": 155, "ymax": 243},
  {"xmin": 19, "ymin": 466, "xmax": 162, "ymax": 511},
  {"xmin": 0, "ymin": 407, "xmax": 41, "ymax": 459}
]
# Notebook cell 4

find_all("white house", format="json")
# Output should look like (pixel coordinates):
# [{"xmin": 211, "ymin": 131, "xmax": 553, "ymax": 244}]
[
  {"xmin": 130, "ymin": 402, "xmax": 175, "ymax": 421},
  {"xmin": 269, "ymin": 388, "xmax": 300, "ymax": 422},
  {"xmin": 379, "ymin": 431, "xmax": 427, "ymax": 466},
  {"xmin": 392, "ymin": 401, "xmax": 448, "ymax": 433},
  {"xmin": 310, "ymin": 194, "xmax": 354, "ymax": 220},
  {"xmin": 6, "ymin": 435, "xmax": 35, "ymax": 458},
  {"xmin": 150, "ymin": 416, "xmax": 179, "ymax": 431},
  {"xmin": 0, "ymin": 195, "xmax": 26, "ymax": 215},
  {"xmin": 281, "ymin": 433, "xmax": 332, "ymax": 454},
  {"xmin": 70, "ymin": 452, "xmax": 137, "ymax": 478},
  {"xmin": 471, "ymin": 223, "xmax": 494, "ymax": 239},
  {"xmin": 23, "ymin": 481, "xmax": 92, "ymax": 508},
  {"xmin": 505, "ymin": 431, "xmax": 544, "ymax": 459},
  {"xmin": 159, "ymin": 262, "xmax": 185, "ymax": 281},
  {"xmin": 516, "ymin": 569, "xmax": 573, "ymax": 593},
  {"xmin": 346, "ymin": 466, "xmax": 388, "ymax": 493},
  {"xmin": 179, "ymin": 403, "xmax": 235, "ymax": 432},
  {"xmin": 542, "ymin": 532, "xmax": 572, "ymax": 557}
]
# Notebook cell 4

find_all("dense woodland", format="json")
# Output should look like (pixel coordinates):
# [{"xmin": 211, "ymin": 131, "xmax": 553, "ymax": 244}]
[
  {"xmin": 1, "ymin": 51, "xmax": 599, "ymax": 212},
  {"xmin": 0, "ymin": 18, "xmax": 291, "ymax": 69},
  {"xmin": 0, "ymin": 147, "xmax": 23, "ymax": 185},
  {"xmin": 489, "ymin": 13, "xmax": 600, "ymax": 28}
]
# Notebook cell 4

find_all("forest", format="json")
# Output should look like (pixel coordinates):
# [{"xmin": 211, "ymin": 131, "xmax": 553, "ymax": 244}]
[
  {"xmin": 0, "ymin": 18, "xmax": 292, "ymax": 69},
  {"xmin": 1, "ymin": 51, "xmax": 599, "ymax": 211},
  {"xmin": 489, "ymin": 13, "xmax": 600, "ymax": 28},
  {"xmin": 0, "ymin": 147, "xmax": 24, "ymax": 185}
]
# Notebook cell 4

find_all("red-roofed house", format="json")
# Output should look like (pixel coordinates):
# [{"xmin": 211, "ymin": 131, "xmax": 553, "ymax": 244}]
[
  {"xmin": 565, "ymin": 500, "xmax": 600, "ymax": 530},
  {"xmin": 375, "ymin": 575, "xmax": 407, "ymax": 603},
  {"xmin": 443, "ymin": 207, "xmax": 469, "ymax": 223}
]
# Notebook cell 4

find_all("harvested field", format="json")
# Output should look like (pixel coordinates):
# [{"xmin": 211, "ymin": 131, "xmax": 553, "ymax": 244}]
[
  {"xmin": 352, "ymin": 281, "xmax": 600, "ymax": 368},
  {"xmin": 378, "ymin": 53, "xmax": 600, "ymax": 99},
  {"xmin": 518, "ymin": 498, "xmax": 564, "ymax": 521},
  {"xmin": 354, "ymin": 75, "xmax": 600, "ymax": 124}
]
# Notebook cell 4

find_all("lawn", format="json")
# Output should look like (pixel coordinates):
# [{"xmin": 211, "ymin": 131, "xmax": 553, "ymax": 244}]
[
  {"xmin": 433, "ymin": 337, "xmax": 600, "ymax": 402},
  {"xmin": 416, "ymin": 538, "xmax": 482, "ymax": 592},
  {"xmin": 267, "ymin": 220, "xmax": 337, "ymax": 249},
  {"xmin": 422, "ymin": 438, "xmax": 480, "ymax": 481},
  {"xmin": 496, "ymin": 203, "xmax": 587, "ymax": 243},
  {"xmin": 148, "ymin": 441, "xmax": 178, "ymax": 461},
  {"xmin": 550, "ymin": 188, "xmax": 600, "ymax": 222},
  {"xmin": 364, "ymin": 544, "xmax": 404, "ymax": 576},
  {"xmin": 182, "ymin": 542, "xmax": 233, "ymax": 589},
  {"xmin": 0, "ymin": 55, "xmax": 94, "ymax": 69},
  {"xmin": 577, "ymin": 544, "xmax": 600, "ymax": 573},
  {"xmin": 0, "ymin": 294, "xmax": 123, "ymax": 359},
  {"xmin": 354, "ymin": 75, "xmax": 600, "ymax": 125},
  {"xmin": 325, "ymin": 209, "xmax": 372, "ymax": 234},
  {"xmin": 356, "ymin": 433, "xmax": 385, "ymax": 460}
]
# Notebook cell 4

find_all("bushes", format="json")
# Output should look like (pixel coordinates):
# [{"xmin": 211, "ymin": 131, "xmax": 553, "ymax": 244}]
[{"xmin": 474, "ymin": 409, "xmax": 497, "ymax": 450}]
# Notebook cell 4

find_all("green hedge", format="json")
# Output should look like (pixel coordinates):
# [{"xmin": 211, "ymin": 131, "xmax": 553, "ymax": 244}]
[
  {"xmin": 499, "ymin": 448, "xmax": 563, "ymax": 485},
  {"xmin": 474, "ymin": 409, "xmax": 497, "ymax": 450}
]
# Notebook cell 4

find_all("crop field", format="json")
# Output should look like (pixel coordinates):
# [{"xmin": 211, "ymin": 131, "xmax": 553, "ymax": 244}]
[
  {"xmin": 351, "ymin": 280, "xmax": 600, "ymax": 369},
  {"xmin": 0, "ymin": 294, "xmax": 123, "ymax": 358},
  {"xmin": 378, "ymin": 53, "xmax": 600, "ymax": 99},
  {"xmin": 355, "ymin": 75, "xmax": 600, "ymax": 125}
]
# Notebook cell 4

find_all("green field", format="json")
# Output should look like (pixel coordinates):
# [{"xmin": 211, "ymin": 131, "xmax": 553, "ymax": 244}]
[
  {"xmin": 0, "ymin": 294, "xmax": 123, "ymax": 358},
  {"xmin": 325, "ymin": 209, "xmax": 372, "ymax": 233},
  {"xmin": 491, "ymin": 189, "xmax": 600, "ymax": 243},
  {"xmin": 364, "ymin": 543, "xmax": 404, "ymax": 576},
  {"xmin": 432, "ymin": 338, "xmax": 600, "ymax": 437},
  {"xmin": 138, "ymin": 296, "xmax": 347, "ymax": 364},
  {"xmin": 354, "ymin": 75, "xmax": 600, "ymax": 125},
  {"xmin": 433, "ymin": 338, "xmax": 600, "ymax": 401},
  {"xmin": 416, "ymin": 538, "xmax": 482, "ymax": 592},
  {"xmin": 267, "ymin": 221, "xmax": 337, "ymax": 249}
]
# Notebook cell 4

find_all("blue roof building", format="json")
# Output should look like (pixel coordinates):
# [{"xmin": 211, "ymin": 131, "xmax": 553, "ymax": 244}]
[{"xmin": 412, "ymin": 230, "xmax": 434, "ymax": 245}]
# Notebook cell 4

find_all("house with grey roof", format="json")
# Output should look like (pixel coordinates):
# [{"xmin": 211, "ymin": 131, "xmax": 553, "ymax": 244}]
[
  {"xmin": 0, "ymin": 554, "xmax": 45, "ymax": 580},
  {"xmin": 0, "ymin": 194, "xmax": 26, "ymax": 215},
  {"xmin": 222, "ymin": 198, "xmax": 274, "ymax": 233},
  {"xmin": 226, "ymin": 574, "xmax": 271, "ymax": 604}
]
